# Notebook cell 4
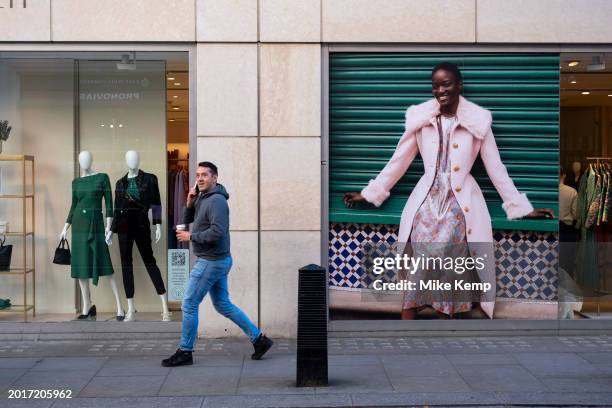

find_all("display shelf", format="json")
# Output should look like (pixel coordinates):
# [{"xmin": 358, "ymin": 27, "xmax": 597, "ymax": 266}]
[
  {"xmin": 0, "ymin": 155, "xmax": 34, "ymax": 161},
  {"xmin": 4, "ymin": 232, "xmax": 33, "ymax": 237},
  {"xmin": 0, "ymin": 305, "xmax": 34, "ymax": 313},
  {"xmin": 0, "ymin": 154, "xmax": 35, "ymax": 321},
  {"xmin": 0, "ymin": 268, "xmax": 34, "ymax": 275}
]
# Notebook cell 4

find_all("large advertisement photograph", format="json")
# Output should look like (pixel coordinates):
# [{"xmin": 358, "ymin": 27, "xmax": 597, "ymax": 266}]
[{"xmin": 328, "ymin": 53, "xmax": 560, "ymax": 321}]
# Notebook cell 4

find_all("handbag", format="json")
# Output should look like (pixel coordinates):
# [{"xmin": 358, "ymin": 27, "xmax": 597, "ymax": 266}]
[
  {"xmin": 0, "ymin": 235, "xmax": 12, "ymax": 271},
  {"xmin": 53, "ymin": 238, "xmax": 71, "ymax": 265}
]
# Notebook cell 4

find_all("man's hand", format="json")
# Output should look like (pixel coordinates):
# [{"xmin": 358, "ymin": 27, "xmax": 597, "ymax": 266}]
[
  {"xmin": 176, "ymin": 230, "xmax": 191, "ymax": 242},
  {"xmin": 186, "ymin": 187, "xmax": 198, "ymax": 208}
]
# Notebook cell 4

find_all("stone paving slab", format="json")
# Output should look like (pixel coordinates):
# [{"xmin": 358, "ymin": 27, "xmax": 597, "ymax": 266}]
[
  {"xmin": 30, "ymin": 358, "xmax": 108, "ymax": 372},
  {"xmin": 51, "ymin": 396, "xmax": 204, "ymax": 408},
  {"xmin": 204, "ymin": 394, "xmax": 351, "ymax": 408},
  {"xmin": 158, "ymin": 366, "xmax": 241, "ymax": 397},
  {"xmin": 454, "ymin": 365, "xmax": 545, "ymax": 392},
  {"xmin": 9, "ymin": 370, "xmax": 97, "ymax": 396},
  {"xmin": 96, "ymin": 357, "xmax": 172, "ymax": 377},
  {"xmin": 539, "ymin": 375, "xmax": 612, "ymax": 392},
  {"xmin": 512, "ymin": 352, "xmax": 602, "ymax": 377},
  {"xmin": 0, "ymin": 397, "xmax": 54, "ymax": 408},
  {"xmin": 79, "ymin": 375, "xmax": 167, "ymax": 398}
]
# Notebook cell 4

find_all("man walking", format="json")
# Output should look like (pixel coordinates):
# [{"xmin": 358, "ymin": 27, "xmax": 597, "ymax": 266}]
[{"xmin": 162, "ymin": 162, "xmax": 273, "ymax": 367}]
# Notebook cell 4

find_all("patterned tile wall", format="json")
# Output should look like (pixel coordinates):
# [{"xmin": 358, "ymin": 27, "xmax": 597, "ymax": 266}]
[{"xmin": 329, "ymin": 223, "xmax": 558, "ymax": 300}]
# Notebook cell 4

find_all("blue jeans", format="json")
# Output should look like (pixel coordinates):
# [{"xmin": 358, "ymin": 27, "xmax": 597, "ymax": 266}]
[{"xmin": 179, "ymin": 256, "xmax": 261, "ymax": 352}]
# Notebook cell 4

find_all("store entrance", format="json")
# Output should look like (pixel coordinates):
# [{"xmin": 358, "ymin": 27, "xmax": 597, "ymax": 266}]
[{"xmin": 0, "ymin": 51, "xmax": 190, "ymax": 322}]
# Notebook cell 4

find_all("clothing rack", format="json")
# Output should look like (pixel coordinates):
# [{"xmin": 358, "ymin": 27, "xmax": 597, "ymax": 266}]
[{"xmin": 577, "ymin": 157, "xmax": 612, "ymax": 297}]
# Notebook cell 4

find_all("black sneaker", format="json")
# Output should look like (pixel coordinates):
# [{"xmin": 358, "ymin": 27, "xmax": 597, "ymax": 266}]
[
  {"xmin": 162, "ymin": 349, "xmax": 193, "ymax": 367},
  {"xmin": 251, "ymin": 334, "xmax": 274, "ymax": 360}
]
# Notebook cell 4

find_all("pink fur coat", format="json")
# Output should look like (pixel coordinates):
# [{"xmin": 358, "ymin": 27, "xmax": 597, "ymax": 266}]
[{"xmin": 361, "ymin": 95, "xmax": 534, "ymax": 318}]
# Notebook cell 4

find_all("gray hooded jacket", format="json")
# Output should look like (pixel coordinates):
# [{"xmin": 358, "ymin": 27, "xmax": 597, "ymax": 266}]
[{"xmin": 183, "ymin": 183, "xmax": 231, "ymax": 260}]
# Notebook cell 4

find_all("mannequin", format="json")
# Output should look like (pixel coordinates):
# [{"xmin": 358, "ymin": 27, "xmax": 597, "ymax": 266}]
[
  {"xmin": 112, "ymin": 150, "xmax": 170, "ymax": 322},
  {"xmin": 60, "ymin": 151, "xmax": 125, "ymax": 320}
]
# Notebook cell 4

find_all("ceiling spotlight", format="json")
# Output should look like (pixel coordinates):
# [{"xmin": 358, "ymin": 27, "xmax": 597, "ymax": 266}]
[
  {"xmin": 174, "ymin": 82, "xmax": 181, "ymax": 86},
  {"xmin": 568, "ymin": 61, "xmax": 580, "ymax": 67},
  {"xmin": 169, "ymin": 119, "xmax": 175, "ymax": 122},
  {"xmin": 118, "ymin": 124, "xmax": 123, "ymax": 128},
  {"xmin": 110, "ymin": 124, "xmax": 115, "ymax": 128},
  {"xmin": 173, "ymin": 95, "xmax": 179, "ymax": 98},
  {"xmin": 172, "ymin": 107, "xmax": 180, "ymax": 110},
  {"xmin": 100, "ymin": 124, "xmax": 105, "ymax": 127},
  {"xmin": 608, "ymin": 94, "xmax": 612, "ymax": 97},
  {"xmin": 570, "ymin": 80, "xmax": 577, "ymax": 84},
  {"xmin": 581, "ymin": 91, "xmax": 590, "ymax": 95},
  {"xmin": 587, "ymin": 55, "xmax": 606, "ymax": 71},
  {"xmin": 167, "ymin": 77, "xmax": 175, "ymax": 81}
]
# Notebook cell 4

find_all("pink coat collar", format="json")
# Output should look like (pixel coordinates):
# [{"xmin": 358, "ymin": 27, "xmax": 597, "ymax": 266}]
[{"xmin": 404, "ymin": 95, "xmax": 492, "ymax": 140}]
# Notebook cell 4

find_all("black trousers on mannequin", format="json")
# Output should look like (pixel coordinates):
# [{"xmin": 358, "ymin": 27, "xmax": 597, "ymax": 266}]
[{"xmin": 117, "ymin": 211, "xmax": 166, "ymax": 298}]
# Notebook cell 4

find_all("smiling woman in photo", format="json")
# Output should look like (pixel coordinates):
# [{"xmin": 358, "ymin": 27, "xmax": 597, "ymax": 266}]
[{"xmin": 344, "ymin": 62, "xmax": 554, "ymax": 320}]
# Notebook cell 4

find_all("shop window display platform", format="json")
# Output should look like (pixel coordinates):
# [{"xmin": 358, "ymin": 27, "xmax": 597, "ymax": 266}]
[{"xmin": 0, "ymin": 313, "xmax": 183, "ymax": 341}]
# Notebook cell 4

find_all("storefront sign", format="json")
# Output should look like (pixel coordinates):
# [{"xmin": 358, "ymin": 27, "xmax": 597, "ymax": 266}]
[{"xmin": 167, "ymin": 249, "xmax": 189, "ymax": 302}]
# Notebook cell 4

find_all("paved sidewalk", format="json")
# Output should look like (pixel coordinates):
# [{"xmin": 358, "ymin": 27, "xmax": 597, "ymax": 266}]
[{"xmin": 1, "ymin": 335, "xmax": 612, "ymax": 407}]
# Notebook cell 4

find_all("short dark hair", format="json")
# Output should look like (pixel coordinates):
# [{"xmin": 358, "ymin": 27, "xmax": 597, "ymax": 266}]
[
  {"xmin": 198, "ymin": 161, "xmax": 218, "ymax": 176},
  {"xmin": 432, "ymin": 62, "xmax": 463, "ymax": 83}
]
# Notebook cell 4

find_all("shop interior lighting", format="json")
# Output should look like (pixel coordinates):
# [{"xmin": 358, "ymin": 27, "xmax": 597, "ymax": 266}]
[
  {"xmin": 174, "ymin": 82, "xmax": 181, "ymax": 86},
  {"xmin": 172, "ymin": 107, "xmax": 180, "ymax": 110},
  {"xmin": 169, "ymin": 119, "xmax": 175, "ymax": 122},
  {"xmin": 117, "ymin": 53, "xmax": 136, "ymax": 71},
  {"xmin": 173, "ymin": 95, "xmax": 179, "ymax": 98},
  {"xmin": 568, "ymin": 60, "xmax": 580, "ymax": 67},
  {"xmin": 587, "ymin": 55, "xmax": 606, "ymax": 71},
  {"xmin": 581, "ymin": 91, "xmax": 590, "ymax": 95},
  {"xmin": 167, "ymin": 76, "xmax": 176, "ymax": 81}
]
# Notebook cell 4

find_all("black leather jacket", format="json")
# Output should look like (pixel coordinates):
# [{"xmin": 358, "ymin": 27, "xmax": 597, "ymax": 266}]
[{"xmin": 111, "ymin": 170, "xmax": 162, "ymax": 233}]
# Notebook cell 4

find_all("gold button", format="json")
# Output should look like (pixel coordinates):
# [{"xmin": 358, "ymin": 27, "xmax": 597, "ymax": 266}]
[
  {"xmin": 464, "ymin": 207, "xmax": 469, "ymax": 213},
  {"xmin": 453, "ymin": 165, "xmax": 460, "ymax": 172},
  {"xmin": 452, "ymin": 143, "xmax": 459, "ymax": 149},
  {"xmin": 455, "ymin": 186, "xmax": 462, "ymax": 193}
]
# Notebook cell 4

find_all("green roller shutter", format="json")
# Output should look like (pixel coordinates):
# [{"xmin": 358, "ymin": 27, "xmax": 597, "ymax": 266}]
[{"xmin": 329, "ymin": 53, "xmax": 559, "ymax": 232}]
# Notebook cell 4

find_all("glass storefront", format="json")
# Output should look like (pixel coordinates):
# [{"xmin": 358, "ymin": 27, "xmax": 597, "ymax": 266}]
[{"xmin": 0, "ymin": 51, "xmax": 190, "ymax": 321}]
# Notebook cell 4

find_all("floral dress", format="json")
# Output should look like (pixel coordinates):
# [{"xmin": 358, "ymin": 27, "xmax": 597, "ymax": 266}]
[{"xmin": 402, "ymin": 115, "xmax": 480, "ymax": 316}]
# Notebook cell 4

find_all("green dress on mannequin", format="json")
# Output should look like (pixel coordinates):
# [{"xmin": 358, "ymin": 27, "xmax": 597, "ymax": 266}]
[{"xmin": 66, "ymin": 173, "xmax": 114, "ymax": 285}]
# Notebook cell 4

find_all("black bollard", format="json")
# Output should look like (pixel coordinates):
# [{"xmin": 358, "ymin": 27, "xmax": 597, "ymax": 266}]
[{"xmin": 296, "ymin": 264, "xmax": 328, "ymax": 387}]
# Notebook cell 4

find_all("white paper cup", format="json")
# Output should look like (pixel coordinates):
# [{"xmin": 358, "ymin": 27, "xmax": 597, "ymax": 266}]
[{"xmin": 176, "ymin": 224, "xmax": 186, "ymax": 231}]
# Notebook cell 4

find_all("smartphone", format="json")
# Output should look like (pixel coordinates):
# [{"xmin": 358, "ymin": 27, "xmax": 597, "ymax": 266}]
[{"xmin": 193, "ymin": 180, "xmax": 199, "ymax": 194}]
